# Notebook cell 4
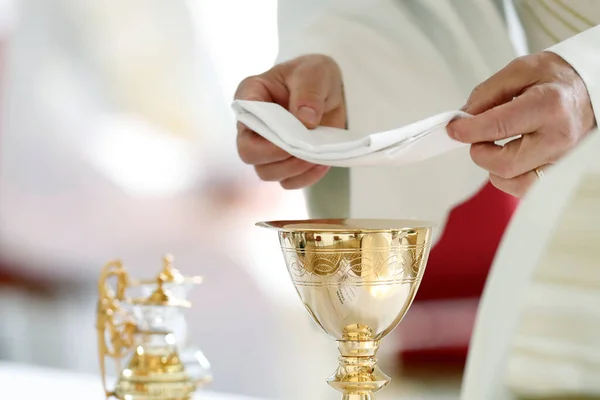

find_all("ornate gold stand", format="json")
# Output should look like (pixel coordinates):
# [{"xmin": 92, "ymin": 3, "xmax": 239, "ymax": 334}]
[
  {"xmin": 96, "ymin": 255, "xmax": 209, "ymax": 400},
  {"xmin": 328, "ymin": 326, "xmax": 390, "ymax": 399}
]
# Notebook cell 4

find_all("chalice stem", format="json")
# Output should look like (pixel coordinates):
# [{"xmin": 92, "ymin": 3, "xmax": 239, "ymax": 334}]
[{"xmin": 328, "ymin": 340, "xmax": 390, "ymax": 400}]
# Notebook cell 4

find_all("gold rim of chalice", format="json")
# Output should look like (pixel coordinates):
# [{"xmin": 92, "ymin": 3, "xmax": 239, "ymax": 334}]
[
  {"xmin": 256, "ymin": 218, "xmax": 435, "ymax": 233},
  {"xmin": 257, "ymin": 218, "xmax": 435, "ymax": 400}
]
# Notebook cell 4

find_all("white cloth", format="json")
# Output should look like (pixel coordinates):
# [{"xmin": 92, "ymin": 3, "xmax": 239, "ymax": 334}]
[{"xmin": 233, "ymin": 99, "xmax": 470, "ymax": 166}]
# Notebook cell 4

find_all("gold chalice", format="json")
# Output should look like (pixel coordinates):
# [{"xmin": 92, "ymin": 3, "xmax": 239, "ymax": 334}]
[{"xmin": 257, "ymin": 219, "xmax": 434, "ymax": 400}]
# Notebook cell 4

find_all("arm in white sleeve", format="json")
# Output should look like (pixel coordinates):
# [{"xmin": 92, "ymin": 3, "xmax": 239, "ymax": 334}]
[{"xmin": 547, "ymin": 25, "xmax": 600, "ymax": 124}]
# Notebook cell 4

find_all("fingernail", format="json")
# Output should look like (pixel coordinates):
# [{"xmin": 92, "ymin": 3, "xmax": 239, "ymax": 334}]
[{"xmin": 296, "ymin": 106, "xmax": 319, "ymax": 126}]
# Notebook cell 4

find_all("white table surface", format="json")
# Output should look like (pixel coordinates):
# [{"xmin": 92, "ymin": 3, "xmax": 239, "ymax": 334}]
[{"xmin": 0, "ymin": 362, "xmax": 263, "ymax": 400}]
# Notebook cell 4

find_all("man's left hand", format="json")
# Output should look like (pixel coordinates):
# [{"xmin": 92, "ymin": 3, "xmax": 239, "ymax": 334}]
[{"xmin": 447, "ymin": 52, "xmax": 596, "ymax": 198}]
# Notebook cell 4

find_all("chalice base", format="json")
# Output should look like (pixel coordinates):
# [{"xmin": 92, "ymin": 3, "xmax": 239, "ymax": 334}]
[
  {"xmin": 327, "ymin": 340, "xmax": 391, "ymax": 400},
  {"xmin": 342, "ymin": 395, "xmax": 375, "ymax": 400}
]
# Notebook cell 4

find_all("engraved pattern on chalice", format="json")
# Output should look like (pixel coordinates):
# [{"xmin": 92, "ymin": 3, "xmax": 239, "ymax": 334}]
[{"xmin": 259, "ymin": 219, "xmax": 434, "ymax": 400}]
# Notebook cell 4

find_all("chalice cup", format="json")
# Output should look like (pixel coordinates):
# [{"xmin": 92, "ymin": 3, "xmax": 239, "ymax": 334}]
[{"xmin": 257, "ymin": 219, "xmax": 434, "ymax": 400}]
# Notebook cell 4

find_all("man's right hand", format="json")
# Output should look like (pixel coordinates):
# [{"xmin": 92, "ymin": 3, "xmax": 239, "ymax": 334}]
[{"xmin": 235, "ymin": 54, "xmax": 346, "ymax": 189}]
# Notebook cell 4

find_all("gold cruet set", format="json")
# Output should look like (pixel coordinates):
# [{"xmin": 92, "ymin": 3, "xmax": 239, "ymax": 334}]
[{"xmin": 96, "ymin": 254, "xmax": 211, "ymax": 400}]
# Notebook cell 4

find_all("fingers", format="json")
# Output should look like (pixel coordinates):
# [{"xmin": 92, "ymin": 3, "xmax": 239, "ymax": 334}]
[
  {"xmin": 234, "ymin": 55, "xmax": 343, "ymax": 190},
  {"xmin": 239, "ymin": 120, "xmax": 328, "ymax": 189},
  {"xmin": 237, "ymin": 120, "xmax": 330, "ymax": 189},
  {"xmin": 234, "ymin": 71, "xmax": 289, "ymax": 105},
  {"xmin": 462, "ymin": 56, "xmax": 540, "ymax": 115},
  {"xmin": 451, "ymin": 52, "xmax": 593, "ymax": 199},
  {"xmin": 280, "ymin": 165, "xmax": 330, "ymax": 190},
  {"xmin": 234, "ymin": 73, "xmax": 293, "ymax": 167},
  {"xmin": 253, "ymin": 156, "xmax": 329, "ymax": 190},
  {"xmin": 489, "ymin": 164, "xmax": 550, "ymax": 198},
  {"xmin": 236, "ymin": 122, "xmax": 290, "ymax": 165},
  {"xmin": 450, "ymin": 88, "xmax": 547, "ymax": 143},
  {"xmin": 255, "ymin": 157, "xmax": 316, "ymax": 182},
  {"xmin": 234, "ymin": 76, "xmax": 272, "ymax": 102},
  {"xmin": 287, "ymin": 55, "xmax": 343, "ymax": 129},
  {"xmin": 469, "ymin": 132, "xmax": 551, "ymax": 179}
]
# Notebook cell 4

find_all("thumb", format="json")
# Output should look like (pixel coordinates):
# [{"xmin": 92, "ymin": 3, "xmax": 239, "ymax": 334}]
[
  {"xmin": 287, "ymin": 60, "xmax": 336, "ymax": 129},
  {"xmin": 462, "ymin": 57, "xmax": 538, "ymax": 115}
]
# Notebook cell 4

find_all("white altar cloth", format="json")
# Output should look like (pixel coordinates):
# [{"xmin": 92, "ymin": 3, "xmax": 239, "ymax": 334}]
[{"xmin": 0, "ymin": 362, "xmax": 263, "ymax": 400}]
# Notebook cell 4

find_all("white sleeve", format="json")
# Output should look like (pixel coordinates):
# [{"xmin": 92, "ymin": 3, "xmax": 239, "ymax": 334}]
[{"xmin": 547, "ymin": 25, "xmax": 600, "ymax": 124}]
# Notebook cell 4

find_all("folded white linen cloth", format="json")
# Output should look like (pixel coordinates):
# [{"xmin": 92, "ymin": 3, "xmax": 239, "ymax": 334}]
[{"xmin": 232, "ymin": 100, "xmax": 471, "ymax": 167}]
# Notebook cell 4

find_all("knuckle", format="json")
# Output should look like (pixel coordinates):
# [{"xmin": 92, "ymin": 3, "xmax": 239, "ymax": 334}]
[
  {"xmin": 295, "ymin": 54, "xmax": 341, "ymax": 86},
  {"xmin": 280, "ymin": 180, "xmax": 298, "ymax": 190},
  {"xmin": 238, "ymin": 151, "xmax": 255, "ymax": 165},
  {"xmin": 493, "ymin": 152, "xmax": 519, "ymax": 179},
  {"xmin": 254, "ymin": 166, "xmax": 273, "ymax": 182},
  {"xmin": 238, "ymin": 74, "xmax": 258, "ymax": 88},
  {"xmin": 510, "ymin": 54, "xmax": 538, "ymax": 70},
  {"xmin": 236, "ymin": 134, "xmax": 254, "ymax": 165},
  {"xmin": 469, "ymin": 83, "xmax": 486, "ymax": 101},
  {"xmin": 540, "ymin": 85, "xmax": 581, "ymax": 146},
  {"xmin": 492, "ymin": 117, "xmax": 511, "ymax": 140},
  {"xmin": 464, "ymin": 83, "xmax": 487, "ymax": 110},
  {"xmin": 469, "ymin": 144, "xmax": 485, "ymax": 166},
  {"xmin": 236, "ymin": 146, "xmax": 252, "ymax": 165},
  {"xmin": 318, "ymin": 54, "xmax": 341, "ymax": 75},
  {"xmin": 315, "ymin": 53, "xmax": 336, "ymax": 65},
  {"xmin": 545, "ymin": 85, "xmax": 566, "ymax": 111},
  {"xmin": 495, "ymin": 163, "xmax": 517, "ymax": 180},
  {"xmin": 287, "ymin": 55, "xmax": 344, "ymax": 112},
  {"xmin": 471, "ymin": 145, "xmax": 516, "ymax": 179},
  {"xmin": 489, "ymin": 174, "xmax": 507, "ymax": 192},
  {"xmin": 527, "ymin": 84, "xmax": 546, "ymax": 100},
  {"xmin": 301, "ymin": 54, "xmax": 339, "ymax": 71},
  {"xmin": 235, "ymin": 75, "xmax": 259, "ymax": 94},
  {"xmin": 252, "ymin": 73, "xmax": 274, "ymax": 90},
  {"xmin": 298, "ymin": 88, "xmax": 326, "ymax": 104},
  {"xmin": 557, "ymin": 126, "xmax": 579, "ymax": 147},
  {"xmin": 234, "ymin": 73, "xmax": 271, "ymax": 100},
  {"xmin": 542, "ymin": 51, "xmax": 570, "ymax": 75},
  {"xmin": 542, "ymin": 85, "xmax": 574, "ymax": 122},
  {"xmin": 506, "ymin": 57, "xmax": 523, "ymax": 70}
]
